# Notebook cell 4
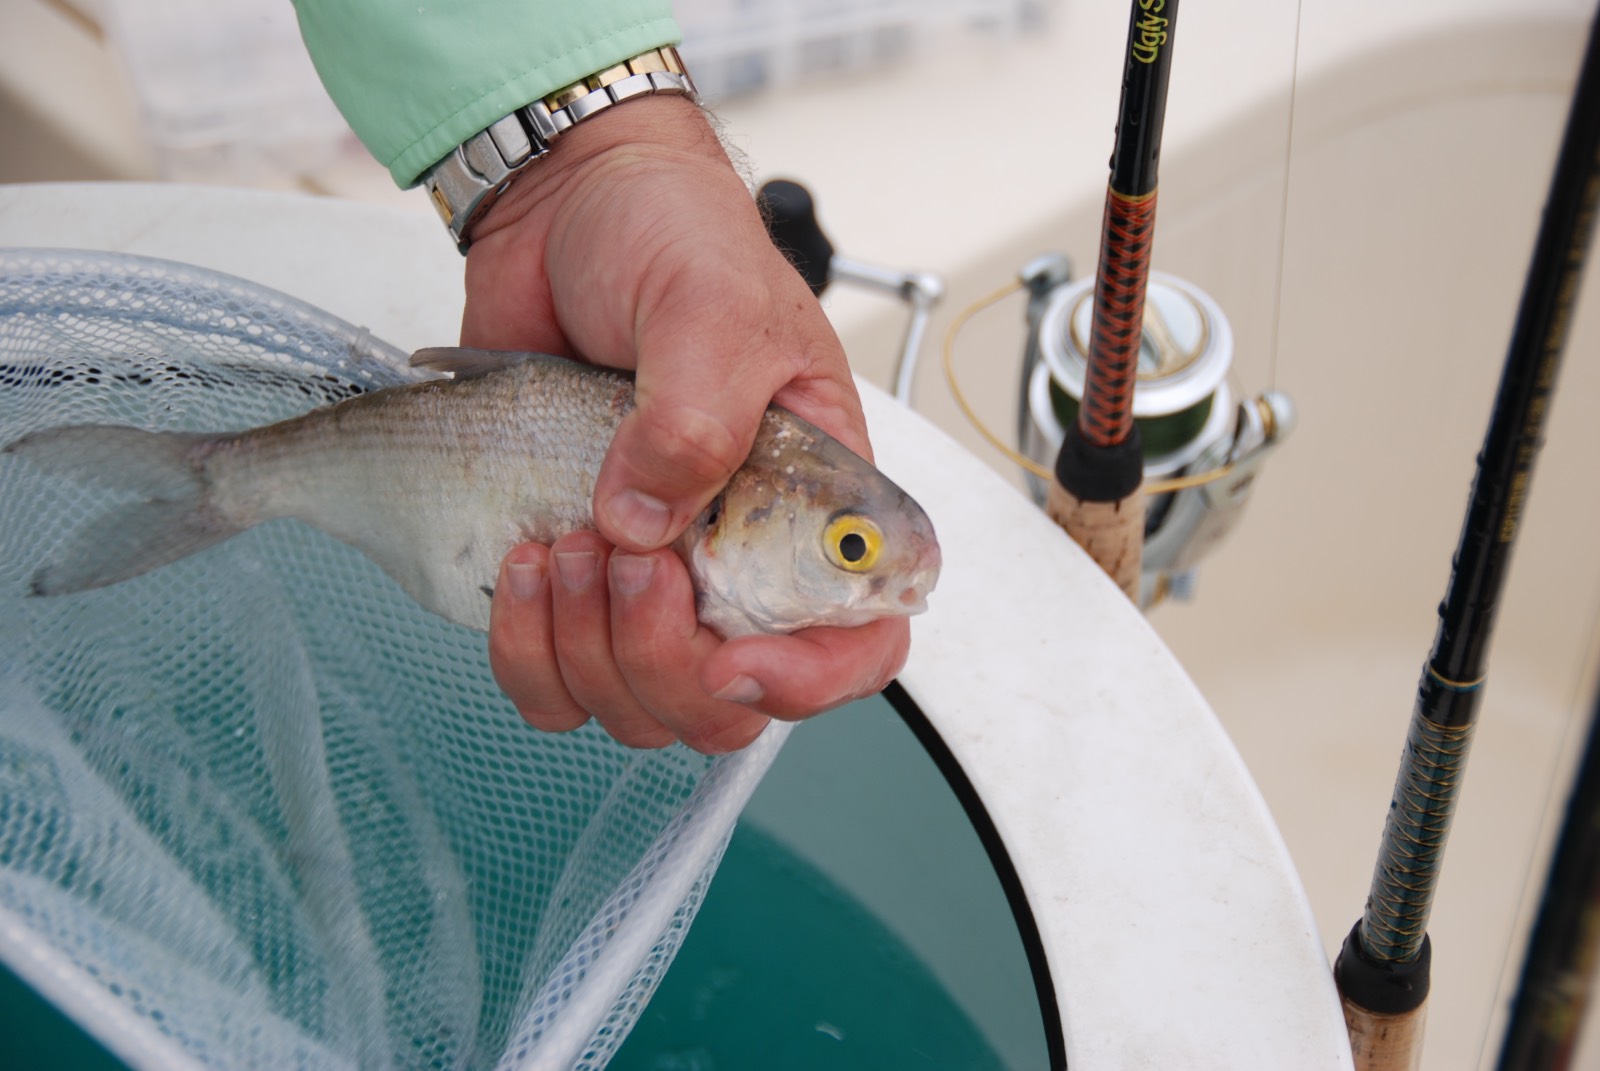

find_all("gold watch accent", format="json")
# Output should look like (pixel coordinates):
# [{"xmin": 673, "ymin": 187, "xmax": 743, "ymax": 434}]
[{"xmin": 421, "ymin": 46, "xmax": 696, "ymax": 253}]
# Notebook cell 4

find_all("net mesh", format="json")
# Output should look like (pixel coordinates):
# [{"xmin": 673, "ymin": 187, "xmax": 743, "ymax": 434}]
[{"xmin": 0, "ymin": 248, "xmax": 787, "ymax": 1071}]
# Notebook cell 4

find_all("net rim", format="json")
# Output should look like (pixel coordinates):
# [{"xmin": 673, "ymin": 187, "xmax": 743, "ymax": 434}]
[{"xmin": 0, "ymin": 246, "xmax": 418, "ymax": 389}]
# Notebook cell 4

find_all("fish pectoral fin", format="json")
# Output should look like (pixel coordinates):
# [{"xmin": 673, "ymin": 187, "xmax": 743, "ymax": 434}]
[{"xmin": 409, "ymin": 348, "xmax": 548, "ymax": 380}]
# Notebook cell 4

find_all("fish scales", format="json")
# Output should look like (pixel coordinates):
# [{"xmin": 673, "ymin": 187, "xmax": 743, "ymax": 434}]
[
  {"xmin": 4, "ymin": 350, "xmax": 941, "ymax": 638},
  {"xmin": 208, "ymin": 359, "xmax": 630, "ymax": 627}
]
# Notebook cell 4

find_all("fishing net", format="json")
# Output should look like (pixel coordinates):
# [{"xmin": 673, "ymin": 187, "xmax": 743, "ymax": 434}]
[{"xmin": 0, "ymin": 248, "xmax": 789, "ymax": 1070}]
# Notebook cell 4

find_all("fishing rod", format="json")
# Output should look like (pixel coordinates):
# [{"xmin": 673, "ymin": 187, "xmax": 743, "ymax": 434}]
[
  {"xmin": 766, "ymin": 0, "xmax": 1291, "ymax": 609},
  {"xmin": 1046, "ymin": 0, "xmax": 1179, "ymax": 599},
  {"xmin": 1496, "ymin": 668, "xmax": 1600, "ymax": 1070},
  {"xmin": 1334, "ymin": 10, "xmax": 1600, "ymax": 1068}
]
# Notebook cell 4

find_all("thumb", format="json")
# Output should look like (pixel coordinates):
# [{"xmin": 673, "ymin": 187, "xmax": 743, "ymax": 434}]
[
  {"xmin": 592, "ymin": 403, "xmax": 747, "ymax": 552},
  {"xmin": 592, "ymin": 352, "xmax": 774, "ymax": 552},
  {"xmin": 577, "ymin": 168, "xmax": 846, "ymax": 552}
]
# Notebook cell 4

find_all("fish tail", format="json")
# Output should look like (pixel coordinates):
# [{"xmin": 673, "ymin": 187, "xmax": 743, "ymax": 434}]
[{"xmin": 4, "ymin": 425, "xmax": 242, "ymax": 595}]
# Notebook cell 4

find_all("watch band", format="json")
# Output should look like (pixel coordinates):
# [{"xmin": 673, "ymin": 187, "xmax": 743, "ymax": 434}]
[{"xmin": 421, "ymin": 46, "xmax": 696, "ymax": 253}]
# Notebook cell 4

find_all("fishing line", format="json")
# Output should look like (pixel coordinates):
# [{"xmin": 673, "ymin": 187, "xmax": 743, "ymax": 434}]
[
  {"xmin": 1265, "ymin": 0, "xmax": 1306, "ymax": 394},
  {"xmin": 941, "ymin": 279, "xmax": 1043, "ymax": 478}
]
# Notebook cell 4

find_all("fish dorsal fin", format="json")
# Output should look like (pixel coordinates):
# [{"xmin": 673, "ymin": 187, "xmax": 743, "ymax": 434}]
[{"xmin": 409, "ymin": 347, "xmax": 547, "ymax": 379}]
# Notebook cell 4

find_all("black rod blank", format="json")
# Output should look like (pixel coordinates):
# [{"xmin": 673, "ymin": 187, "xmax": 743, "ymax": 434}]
[
  {"xmin": 1497, "ymin": 675, "xmax": 1600, "ymax": 1070},
  {"xmin": 1336, "ymin": 5, "xmax": 1600, "ymax": 1031}
]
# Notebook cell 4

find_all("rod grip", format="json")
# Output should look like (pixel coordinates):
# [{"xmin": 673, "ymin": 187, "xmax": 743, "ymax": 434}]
[
  {"xmin": 1046, "ymin": 483, "xmax": 1144, "ymax": 600},
  {"xmin": 1335, "ymin": 922, "xmax": 1431, "ymax": 1071},
  {"xmin": 1048, "ymin": 421, "xmax": 1145, "ymax": 598},
  {"xmin": 1341, "ymin": 998, "xmax": 1427, "ymax": 1071}
]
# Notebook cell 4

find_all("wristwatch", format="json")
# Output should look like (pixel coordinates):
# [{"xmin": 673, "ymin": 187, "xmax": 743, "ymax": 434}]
[{"xmin": 421, "ymin": 45, "xmax": 696, "ymax": 253}]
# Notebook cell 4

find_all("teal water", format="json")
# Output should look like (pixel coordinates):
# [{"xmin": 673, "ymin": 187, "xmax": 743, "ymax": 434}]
[
  {"xmin": 0, "ymin": 697, "xmax": 1048, "ymax": 1069},
  {"xmin": 730, "ymin": 694, "xmax": 1051, "ymax": 1070},
  {"xmin": 1, "ymin": 961, "xmax": 124, "ymax": 1071},
  {"xmin": 611, "ymin": 822, "xmax": 1011, "ymax": 1070}
]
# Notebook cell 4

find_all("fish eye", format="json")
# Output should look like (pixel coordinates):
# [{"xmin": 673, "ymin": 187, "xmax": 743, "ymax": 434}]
[{"xmin": 823, "ymin": 514, "xmax": 882, "ymax": 573}]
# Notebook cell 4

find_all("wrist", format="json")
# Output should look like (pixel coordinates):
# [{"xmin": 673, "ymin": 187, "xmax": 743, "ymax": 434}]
[
  {"xmin": 467, "ymin": 95, "xmax": 723, "ymax": 251},
  {"xmin": 420, "ymin": 46, "xmax": 700, "ymax": 254}
]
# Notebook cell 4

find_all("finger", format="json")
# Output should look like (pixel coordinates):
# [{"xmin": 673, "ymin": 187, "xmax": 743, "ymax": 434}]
[
  {"xmin": 487, "ymin": 544, "xmax": 589, "ymax": 733},
  {"xmin": 701, "ymin": 618, "xmax": 912, "ymax": 722},
  {"xmin": 589, "ymin": 215, "xmax": 826, "ymax": 552},
  {"xmin": 548, "ymin": 531, "xmax": 676, "ymax": 749},
  {"xmin": 593, "ymin": 393, "xmax": 756, "ymax": 552},
  {"xmin": 768, "ymin": 367, "xmax": 875, "ymax": 464},
  {"xmin": 591, "ymin": 304, "xmax": 791, "ymax": 550},
  {"xmin": 606, "ymin": 548, "xmax": 771, "ymax": 755}
]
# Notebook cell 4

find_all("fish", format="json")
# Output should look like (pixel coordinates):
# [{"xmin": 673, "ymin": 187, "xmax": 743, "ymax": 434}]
[{"xmin": 3, "ymin": 348, "xmax": 941, "ymax": 638}]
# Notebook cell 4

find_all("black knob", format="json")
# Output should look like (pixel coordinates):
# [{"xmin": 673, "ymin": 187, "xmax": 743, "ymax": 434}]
[{"xmin": 758, "ymin": 179, "xmax": 834, "ymax": 296}]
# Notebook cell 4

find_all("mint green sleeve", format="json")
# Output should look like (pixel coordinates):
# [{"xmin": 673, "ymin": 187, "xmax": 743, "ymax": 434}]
[{"xmin": 293, "ymin": 0, "xmax": 681, "ymax": 187}]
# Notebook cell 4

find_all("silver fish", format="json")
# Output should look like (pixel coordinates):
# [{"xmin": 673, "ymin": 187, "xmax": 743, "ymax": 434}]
[{"xmin": 4, "ymin": 349, "xmax": 941, "ymax": 638}]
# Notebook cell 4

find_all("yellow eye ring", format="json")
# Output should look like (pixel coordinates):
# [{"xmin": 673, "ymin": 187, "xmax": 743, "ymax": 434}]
[{"xmin": 823, "ymin": 514, "xmax": 883, "ymax": 573}]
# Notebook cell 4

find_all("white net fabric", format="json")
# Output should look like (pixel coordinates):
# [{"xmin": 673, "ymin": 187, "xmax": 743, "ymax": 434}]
[{"xmin": 0, "ymin": 249, "xmax": 788, "ymax": 1071}]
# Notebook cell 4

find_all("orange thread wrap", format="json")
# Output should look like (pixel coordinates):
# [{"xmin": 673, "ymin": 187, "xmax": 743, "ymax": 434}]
[{"xmin": 1080, "ymin": 187, "xmax": 1158, "ymax": 449}]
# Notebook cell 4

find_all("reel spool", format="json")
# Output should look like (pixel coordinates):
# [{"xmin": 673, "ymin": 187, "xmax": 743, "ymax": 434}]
[{"xmin": 1020, "ymin": 269, "xmax": 1294, "ymax": 607}]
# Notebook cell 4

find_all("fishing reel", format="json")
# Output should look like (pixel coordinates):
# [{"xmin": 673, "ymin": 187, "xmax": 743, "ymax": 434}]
[
  {"xmin": 1016, "ymin": 255, "xmax": 1294, "ymax": 608},
  {"xmin": 757, "ymin": 179, "xmax": 1293, "ymax": 611}
]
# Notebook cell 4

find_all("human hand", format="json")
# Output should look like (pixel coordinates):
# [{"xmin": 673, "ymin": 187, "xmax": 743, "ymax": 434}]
[{"xmin": 461, "ymin": 95, "xmax": 911, "ymax": 753}]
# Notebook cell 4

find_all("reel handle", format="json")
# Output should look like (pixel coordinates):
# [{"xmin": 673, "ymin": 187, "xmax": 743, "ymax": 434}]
[{"xmin": 758, "ymin": 179, "xmax": 835, "ymax": 296}]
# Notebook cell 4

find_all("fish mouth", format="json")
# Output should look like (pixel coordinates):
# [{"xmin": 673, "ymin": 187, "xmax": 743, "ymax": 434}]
[{"xmin": 894, "ymin": 559, "xmax": 940, "ymax": 616}]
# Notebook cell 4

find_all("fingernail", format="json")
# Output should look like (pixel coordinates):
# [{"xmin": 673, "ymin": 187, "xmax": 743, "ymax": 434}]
[
  {"xmin": 712, "ymin": 675, "xmax": 765, "ymax": 705},
  {"xmin": 602, "ymin": 489, "xmax": 674, "ymax": 549},
  {"xmin": 554, "ymin": 551, "xmax": 598, "ymax": 593},
  {"xmin": 610, "ymin": 553, "xmax": 656, "ymax": 598},
  {"xmin": 506, "ymin": 560, "xmax": 545, "ymax": 601}
]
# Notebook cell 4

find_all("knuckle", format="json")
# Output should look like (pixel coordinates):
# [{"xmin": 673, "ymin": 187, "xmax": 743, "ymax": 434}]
[
  {"xmin": 636, "ymin": 406, "xmax": 746, "ymax": 489},
  {"xmin": 608, "ymin": 720, "xmax": 677, "ymax": 750},
  {"xmin": 517, "ymin": 704, "xmax": 591, "ymax": 734},
  {"xmin": 486, "ymin": 624, "xmax": 531, "ymax": 680},
  {"xmin": 680, "ymin": 712, "xmax": 769, "ymax": 755},
  {"xmin": 755, "ymin": 623, "xmax": 910, "ymax": 721}
]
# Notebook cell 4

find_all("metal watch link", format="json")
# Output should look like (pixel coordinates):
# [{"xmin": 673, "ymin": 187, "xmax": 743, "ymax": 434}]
[{"xmin": 421, "ymin": 46, "xmax": 696, "ymax": 253}]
